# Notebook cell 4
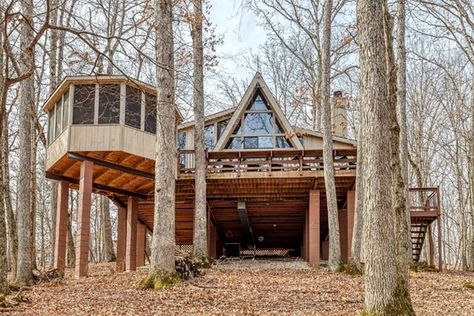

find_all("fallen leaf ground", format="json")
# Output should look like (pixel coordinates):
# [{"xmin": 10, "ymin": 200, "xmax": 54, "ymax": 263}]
[{"xmin": 5, "ymin": 259, "xmax": 474, "ymax": 315}]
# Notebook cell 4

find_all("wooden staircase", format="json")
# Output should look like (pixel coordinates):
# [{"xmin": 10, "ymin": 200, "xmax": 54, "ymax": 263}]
[
  {"xmin": 409, "ymin": 187, "xmax": 441, "ymax": 265},
  {"xmin": 411, "ymin": 223, "xmax": 428, "ymax": 262}
]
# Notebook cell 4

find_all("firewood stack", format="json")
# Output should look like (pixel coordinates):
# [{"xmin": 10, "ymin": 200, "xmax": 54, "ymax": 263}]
[{"xmin": 175, "ymin": 256, "xmax": 200, "ymax": 280}]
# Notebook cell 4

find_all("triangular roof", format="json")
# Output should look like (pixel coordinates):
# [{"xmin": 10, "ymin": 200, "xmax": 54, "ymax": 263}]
[{"xmin": 214, "ymin": 73, "xmax": 304, "ymax": 150}]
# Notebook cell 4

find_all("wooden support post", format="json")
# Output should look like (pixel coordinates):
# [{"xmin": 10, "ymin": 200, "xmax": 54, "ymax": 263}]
[
  {"xmin": 75, "ymin": 161, "xmax": 93, "ymax": 278},
  {"xmin": 437, "ymin": 216, "xmax": 443, "ymax": 271},
  {"xmin": 347, "ymin": 190, "xmax": 355, "ymax": 262},
  {"xmin": 116, "ymin": 206, "xmax": 127, "ymax": 272},
  {"xmin": 208, "ymin": 215, "xmax": 217, "ymax": 259},
  {"xmin": 436, "ymin": 187, "xmax": 443, "ymax": 271},
  {"xmin": 54, "ymin": 180, "xmax": 69, "ymax": 272},
  {"xmin": 338, "ymin": 211, "xmax": 348, "ymax": 263},
  {"xmin": 427, "ymin": 223, "xmax": 434, "ymax": 266},
  {"xmin": 126, "ymin": 196, "xmax": 138, "ymax": 271},
  {"xmin": 302, "ymin": 209, "xmax": 308, "ymax": 260},
  {"xmin": 136, "ymin": 222, "xmax": 146, "ymax": 267},
  {"xmin": 308, "ymin": 190, "xmax": 320, "ymax": 267}
]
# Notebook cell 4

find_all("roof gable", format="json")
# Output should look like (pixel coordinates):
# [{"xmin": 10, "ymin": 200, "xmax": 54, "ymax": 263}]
[{"xmin": 214, "ymin": 73, "xmax": 304, "ymax": 150}]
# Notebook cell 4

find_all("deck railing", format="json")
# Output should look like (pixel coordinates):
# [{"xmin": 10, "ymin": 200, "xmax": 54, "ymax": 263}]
[
  {"xmin": 177, "ymin": 149, "xmax": 357, "ymax": 175},
  {"xmin": 408, "ymin": 187, "xmax": 441, "ymax": 215}
]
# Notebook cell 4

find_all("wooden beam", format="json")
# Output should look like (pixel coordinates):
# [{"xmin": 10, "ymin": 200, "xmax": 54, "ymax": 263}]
[
  {"xmin": 45, "ymin": 171, "xmax": 149, "ymax": 200},
  {"xmin": 237, "ymin": 201, "xmax": 255, "ymax": 249},
  {"xmin": 67, "ymin": 152, "xmax": 154, "ymax": 180}
]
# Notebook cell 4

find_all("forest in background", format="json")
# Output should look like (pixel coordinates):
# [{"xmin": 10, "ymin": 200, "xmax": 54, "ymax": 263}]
[{"xmin": 0, "ymin": 0, "xmax": 473, "ymax": 311}]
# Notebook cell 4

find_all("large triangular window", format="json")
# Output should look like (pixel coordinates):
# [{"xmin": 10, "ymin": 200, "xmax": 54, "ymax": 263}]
[{"xmin": 225, "ymin": 90, "xmax": 293, "ymax": 149}]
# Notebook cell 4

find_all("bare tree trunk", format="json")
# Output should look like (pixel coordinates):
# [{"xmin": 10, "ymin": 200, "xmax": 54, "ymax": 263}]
[
  {"xmin": 49, "ymin": 0, "xmax": 59, "ymax": 267},
  {"xmin": 144, "ymin": 0, "xmax": 177, "ymax": 286},
  {"xmin": 470, "ymin": 81, "xmax": 474, "ymax": 271},
  {"xmin": 384, "ymin": 3, "xmax": 414, "ymax": 313},
  {"xmin": 351, "ymin": 107, "xmax": 365, "ymax": 271},
  {"xmin": 396, "ymin": 0, "xmax": 413, "ymax": 268},
  {"xmin": 2, "ymin": 115, "xmax": 17, "ymax": 278},
  {"xmin": 0, "ymin": 159, "xmax": 8, "ymax": 294},
  {"xmin": 357, "ymin": 0, "xmax": 413, "ymax": 314},
  {"xmin": 30, "ymin": 116, "xmax": 37, "ymax": 270},
  {"xmin": 191, "ymin": 0, "xmax": 208, "ymax": 262},
  {"xmin": 0, "ymin": 19, "xmax": 9, "ymax": 293},
  {"xmin": 15, "ymin": 0, "xmax": 35, "ymax": 286},
  {"xmin": 320, "ymin": 0, "xmax": 342, "ymax": 272},
  {"xmin": 100, "ymin": 196, "xmax": 115, "ymax": 262}
]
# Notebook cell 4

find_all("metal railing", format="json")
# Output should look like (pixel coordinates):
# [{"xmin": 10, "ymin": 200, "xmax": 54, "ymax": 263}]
[
  {"xmin": 408, "ymin": 187, "xmax": 440, "ymax": 215},
  {"xmin": 177, "ymin": 149, "xmax": 357, "ymax": 175}
]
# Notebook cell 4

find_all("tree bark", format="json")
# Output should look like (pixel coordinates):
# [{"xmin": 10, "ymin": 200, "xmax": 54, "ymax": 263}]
[
  {"xmin": 30, "ymin": 112, "xmax": 37, "ymax": 270},
  {"xmin": 191, "ymin": 0, "xmax": 208, "ymax": 262},
  {"xmin": 15, "ymin": 0, "xmax": 35, "ymax": 286},
  {"xmin": 149, "ymin": 0, "xmax": 176, "ymax": 274},
  {"xmin": 49, "ymin": 0, "xmax": 59, "ymax": 267},
  {"xmin": 100, "ymin": 196, "xmax": 115, "ymax": 262},
  {"xmin": 320, "ymin": 0, "xmax": 342, "ymax": 272},
  {"xmin": 396, "ymin": 0, "xmax": 413, "ymax": 268},
  {"xmin": 0, "ymin": 3, "xmax": 11, "ymax": 294},
  {"xmin": 357, "ymin": 0, "xmax": 414, "ymax": 314},
  {"xmin": 2, "ymin": 115, "xmax": 17, "ymax": 278},
  {"xmin": 351, "ymin": 105, "xmax": 365, "ymax": 271},
  {"xmin": 0, "ymin": 158, "xmax": 8, "ymax": 294},
  {"xmin": 0, "ymin": 14, "xmax": 9, "ymax": 293},
  {"xmin": 469, "ymin": 80, "xmax": 474, "ymax": 271},
  {"xmin": 384, "ymin": 3, "xmax": 414, "ymax": 312}
]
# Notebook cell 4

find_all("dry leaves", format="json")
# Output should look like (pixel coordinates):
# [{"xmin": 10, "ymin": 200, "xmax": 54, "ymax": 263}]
[{"xmin": 4, "ymin": 259, "xmax": 474, "ymax": 316}]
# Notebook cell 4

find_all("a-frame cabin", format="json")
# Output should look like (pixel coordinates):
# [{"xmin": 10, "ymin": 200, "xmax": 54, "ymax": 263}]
[{"xmin": 44, "ymin": 73, "xmax": 442, "ymax": 278}]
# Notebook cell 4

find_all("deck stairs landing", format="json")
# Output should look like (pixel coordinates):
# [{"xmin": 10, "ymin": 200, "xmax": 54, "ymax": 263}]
[{"xmin": 408, "ymin": 187, "xmax": 441, "ymax": 264}]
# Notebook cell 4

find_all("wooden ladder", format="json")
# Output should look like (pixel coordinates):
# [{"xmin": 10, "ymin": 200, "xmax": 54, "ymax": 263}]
[{"xmin": 411, "ymin": 223, "xmax": 428, "ymax": 262}]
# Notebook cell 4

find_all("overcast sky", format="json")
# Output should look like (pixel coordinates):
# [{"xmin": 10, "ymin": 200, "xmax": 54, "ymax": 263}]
[{"xmin": 208, "ymin": 0, "xmax": 267, "ymax": 82}]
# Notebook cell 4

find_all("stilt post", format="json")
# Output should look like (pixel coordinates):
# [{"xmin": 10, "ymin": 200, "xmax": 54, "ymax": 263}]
[{"xmin": 75, "ymin": 161, "xmax": 93, "ymax": 278}]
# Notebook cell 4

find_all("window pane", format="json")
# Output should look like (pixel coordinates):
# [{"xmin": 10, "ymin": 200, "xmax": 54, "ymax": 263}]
[
  {"xmin": 48, "ymin": 110, "xmax": 54, "ymax": 144},
  {"xmin": 125, "ymin": 86, "xmax": 141, "ymax": 129},
  {"xmin": 243, "ymin": 137, "xmax": 258, "ymax": 149},
  {"xmin": 205, "ymin": 125, "xmax": 215, "ymax": 150},
  {"xmin": 98, "ymin": 85, "xmax": 120, "ymax": 124},
  {"xmin": 217, "ymin": 119, "xmax": 229, "ymax": 140},
  {"xmin": 244, "ymin": 113, "xmax": 273, "ymax": 135},
  {"xmin": 177, "ymin": 131, "xmax": 186, "ymax": 149},
  {"xmin": 226, "ymin": 137, "xmax": 241, "ymax": 149},
  {"xmin": 62, "ymin": 91, "xmax": 69, "ymax": 130},
  {"xmin": 276, "ymin": 136, "xmax": 292, "ymax": 148},
  {"xmin": 55, "ymin": 102, "xmax": 62, "ymax": 136},
  {"xmin": 73, "ymin": 84, "xmax": 95, "ymax": 124},
  {"xmin": 258, "ymin": 136, "xmax": 273, "ymax": 148},
  {"xmin": 249, "ymin": 94, "xmax": 270, "ymax": 111},
  {"xmin": 145, "ymin": 93, "xmax": 156, "ymax": 134},
  {"xmin": 243, "ymin": 136, "xmax": 273, "ymax": 149}
]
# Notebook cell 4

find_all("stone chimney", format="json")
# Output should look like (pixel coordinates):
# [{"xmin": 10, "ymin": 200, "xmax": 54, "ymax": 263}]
[{"xmin": 331, "ymin": 91, "xmax": 348, "ymax": 137}]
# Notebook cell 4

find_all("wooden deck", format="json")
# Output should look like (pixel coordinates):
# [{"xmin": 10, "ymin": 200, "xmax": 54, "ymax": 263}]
[
  {"xmin": 46, "ymin": 145, "xmax": 441, "ymax": 269},
  {"xmin": 45, "ymin": 148, "xmax": 357, "ymax": 258}
]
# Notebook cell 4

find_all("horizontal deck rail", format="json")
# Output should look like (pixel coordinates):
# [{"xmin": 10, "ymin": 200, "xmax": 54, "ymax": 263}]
[
  {"xmin": 408, "ymin": 187, "xmax": 441, "ymax": 216},
  {"xmin": 178, "ymin": 149, "xmax": 357, "ymax": 175}
]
